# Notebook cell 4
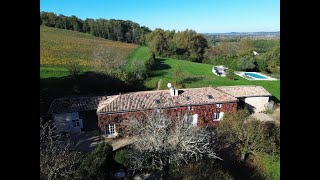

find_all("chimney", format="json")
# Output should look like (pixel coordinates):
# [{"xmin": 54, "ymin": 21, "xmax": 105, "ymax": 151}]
[
  {"xmin": 170, "ymin": 87, "xmax": 175, "ymax": 96},
  {"xmin": 174, "ymin": 89, "xmax": 178, "ymax": 96}
]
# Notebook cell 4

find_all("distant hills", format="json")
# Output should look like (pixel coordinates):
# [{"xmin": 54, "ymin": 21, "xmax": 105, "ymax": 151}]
[
  {"xmin": 204, "ymin": 31, "xmax": 279, "ymax": 36},
  {"xmin": 203, "ymin": 31, "xmax": 280, "ymax": 38}
]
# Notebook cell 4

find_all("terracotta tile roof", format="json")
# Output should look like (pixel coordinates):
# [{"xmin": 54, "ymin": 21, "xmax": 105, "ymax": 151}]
[
  {"xmin": 97, "ymin": 87, "xmax": 238, "ymax": 114},
  {"xmin": 48, "ymin": 96, "xmax": 108, "ymax": 114},
  {"xmin": 216, "ymin": 85, "xmax": 271, "ymax": 98}
]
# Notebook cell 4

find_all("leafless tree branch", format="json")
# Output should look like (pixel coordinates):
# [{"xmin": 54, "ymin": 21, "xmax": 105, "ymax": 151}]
[{"xmin": 125, "ymin": 112, "xmax": 221, "ymax": 173}]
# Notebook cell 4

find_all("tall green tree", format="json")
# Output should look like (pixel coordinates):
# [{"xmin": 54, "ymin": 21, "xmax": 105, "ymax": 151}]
[
  {"xmin": 146, "ymin": 28, "xmax": 175, "ymax": 57},
  {"xmin": 238, "ymin": 55, "xmax": 256, "ymax": 71},
  {"xmin": 40, "ymin": 11, "xmax": 151, "ymax": 45}
]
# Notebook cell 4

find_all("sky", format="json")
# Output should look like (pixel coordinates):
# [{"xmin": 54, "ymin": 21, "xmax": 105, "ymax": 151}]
[{"xmin": 40, "ymin": 0, "xmax": 280, "ymax": 33}]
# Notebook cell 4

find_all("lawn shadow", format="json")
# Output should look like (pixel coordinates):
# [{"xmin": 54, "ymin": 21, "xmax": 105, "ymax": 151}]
[
  {"xmin": 152, "ymin": 58, "xmax": 171, "ymax": 71},
  {"xmin": 148, "ymin": 58, "xmax": 171, "ymax": 78},
  {"xmin": 218, "ymin": 147, "xmax": 266, "ymax": 180},
  {"xmin": 40, "ymin": 72, "xmax": 147, "ymax": 114},
  {"xmin": 181, "ymin": 76, "xmax": 204, "ymax": 84}
]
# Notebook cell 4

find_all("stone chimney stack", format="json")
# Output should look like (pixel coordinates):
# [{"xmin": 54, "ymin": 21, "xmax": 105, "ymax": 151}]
[
  {"xmin": 174, "ymin": 89, "xmax": 178, "ymax": 96},
  {"xmin": 170, "ymin": 87, "xmax": 175, "ymax": 96}
]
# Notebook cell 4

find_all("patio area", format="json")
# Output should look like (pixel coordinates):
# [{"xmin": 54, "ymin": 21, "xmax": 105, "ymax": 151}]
[{"xmin": 212, "ymin": 65, "xmax": 228, "ymax": 77}]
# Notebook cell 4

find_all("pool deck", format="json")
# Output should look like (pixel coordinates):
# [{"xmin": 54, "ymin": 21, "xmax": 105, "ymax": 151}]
[{"xmin": 235, "ymin": 71, "xmax": 277, "ymax": 81}]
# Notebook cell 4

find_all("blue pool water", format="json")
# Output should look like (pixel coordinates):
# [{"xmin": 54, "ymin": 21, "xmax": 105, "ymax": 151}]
[{"xmin": 244, "ymin": 72, "xmax": 267, "ymax": 79}]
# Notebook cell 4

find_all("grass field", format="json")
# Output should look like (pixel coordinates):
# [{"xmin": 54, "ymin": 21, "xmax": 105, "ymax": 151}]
[
  {"xmin": 124, "ymin": 46, "xmax": 151, "ymax": 71},
  {"xmin": 40, "ymin": 25, "xmax": 138, "ymax": 78},
  {"xmin": 126, "ymin": 46, "xmax": 150, "ymax": 63},
  {"xmin": 255, "ymin": 153, "xmax": 280, "ymax": 180},
  {"xmin": 145, "ymin": 58, "xmax": 280, "ymax": 100},
  {"xmin": 40, "ymin": 26, "xmax": 279, "ymax": 115}
]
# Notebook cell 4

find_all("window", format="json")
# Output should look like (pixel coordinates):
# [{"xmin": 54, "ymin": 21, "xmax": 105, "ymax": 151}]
[
  {"xmin": 213, "ymin": 112, "xmax": 224, "ymax": 121},
  {"xmin": 155, "ymin": 99, "xmax": 161, "ymax": 104},
  {"xmin": 72, "ymin": 120, "xmax": 80, "ymax": 128},
  {"xmin": 216, "ymin": 103, "xmax": 222, "ymax": 108},
  {"xmin": 106, "ymin": 124, "xmax": 116, "ymax": 135},
  {"xmin": 184, "ymin": 114, "xmax": 193, "ymax": 125},
  {"xmin": 184, "ymin": 114, "xmax": 198, "ymax": 127},
  {"xmin": 187, "ymin": 106, "xmax": 191, "ymax": 110},
  {"xmin": 186, "ymin": 96, "xmax": 191, "ymax": 101},
  {"xmin": 208, "ymin": 95, "xmax": 213, "ymax": 99},
  {"xmin": 214, "ymin": 113, "xmax": 220, "ymax": 120}
]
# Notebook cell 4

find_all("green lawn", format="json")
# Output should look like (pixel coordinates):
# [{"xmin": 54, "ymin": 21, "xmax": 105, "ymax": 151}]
[
  {"xmin": 127, "ymin": 46, "xmax": 150, "ymax": 63},
  {"xmin": 256, "ymin": 153, "xmax": 280, "ymax": 180},
  {"xmin": 40, "ymin": 66, "xmax": 92, "ymax": 79},
  {"xmin": 145, "ymin": 57, "xmax": 280, "ymax": 101},
  {"xmin": 123, "ymin": 46, "xmax": 151, "ymax": 72}
]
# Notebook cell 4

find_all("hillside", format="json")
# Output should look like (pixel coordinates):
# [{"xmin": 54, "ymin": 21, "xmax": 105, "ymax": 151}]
[
  {"xmin": 40, "ymin": 26, "xmax": 139, "ymax": 78},
  {"xmin": 40, "ymin": 26, "xmax": 279, "ymax": 107},
  {"xmin": 145, "ymin": 58, "xmax": 280, "ymax": 100}
]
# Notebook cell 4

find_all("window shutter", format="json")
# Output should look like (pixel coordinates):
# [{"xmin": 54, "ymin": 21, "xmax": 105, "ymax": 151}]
[
  {"xmin": 113, "ymin": 124, "xmax": 117, "ymax": 133},
  {"xmin": 219, "ymin": 112, "xmax": 224, "ymax": 120},
  {"xmin": 79, "ymin": 119, "xmax": 84, "ymax": 128},
  {"xmin": 192, "ymin": 114, "xmax": 198, "ymax": 126},
  {"xmin": 67, "ymin": 120, "xmax": 73, "ymax": 131}
]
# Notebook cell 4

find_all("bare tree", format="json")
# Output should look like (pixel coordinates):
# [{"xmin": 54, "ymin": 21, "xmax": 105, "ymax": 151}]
[
  {"xmin": 90, "ymin": 45, "xmax": 126, "ymax": 78},
  {"xmin": 40, "ymin": 119, "xmax": 83, "ymax": 180},
  {"xmin": 125, "ymin": 111, "xmax": 221, "ymax": 175},
  {"xmin": 66, "ymin": 60, "xmax": 81, "ymax": 77}
]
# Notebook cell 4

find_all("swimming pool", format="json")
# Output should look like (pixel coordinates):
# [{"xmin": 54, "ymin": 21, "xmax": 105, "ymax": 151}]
[
  {"xmin": 244, "ymin": 72, "xmax": 267, "ymax": 79},
  {"xmin": 234, "ymin": 71, "xmax": 277, "ymax": 80}
]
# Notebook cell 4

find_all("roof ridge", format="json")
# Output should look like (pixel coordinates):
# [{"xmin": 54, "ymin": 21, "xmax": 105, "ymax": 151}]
[
  {"xmin": 97, "ymin": 95, "xmax": 120, "ymax": 112},
  {"xmin": 217, "ymin": 85, "xmax": 263, "ymax": 88},
  {"xmin": 110, "ymin": 87, "xmax": 216, "ymax": 96}
]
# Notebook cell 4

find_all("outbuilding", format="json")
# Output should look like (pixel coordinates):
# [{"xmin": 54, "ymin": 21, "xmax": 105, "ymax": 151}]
[{"xmin": 217, "ymin": 86, "xmax": 272, "ymax": 113}]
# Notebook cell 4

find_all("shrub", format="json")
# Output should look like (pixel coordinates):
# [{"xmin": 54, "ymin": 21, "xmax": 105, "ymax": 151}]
[
  {"xmin": 114, "ymin": 149, "xmax": 128, "ymax": 165},
  {"xmin": 216, "ymin": 110, "xmax": 266, "ymax": 161},
  {"xmin": 260, "ymin": 122, "xmax": 280, "ymax": 155},
  {"xmin": 67, "ymin": 60, "xmax": 81, "ymax": 77},
  {"xmin": 237, "ymin": 55, "xmax": 256, "ymax": 71},
  {"xmin": 145, "ymin": 52, "xmax": 156, "ymax": 70},
  {"xmin": 255, "ymin": 57, "xmax": 267, "ymax": 72},
  {"xmin": 78, "ymin": 143, "xmax": 113, "ymax": 180},
  {"xmin": 168, "ymin": 159, "xmax": 233, "ymax": 180},
  {"xmin": 226, "ymin": 69, "xmax": 237, "ymax": 80}
]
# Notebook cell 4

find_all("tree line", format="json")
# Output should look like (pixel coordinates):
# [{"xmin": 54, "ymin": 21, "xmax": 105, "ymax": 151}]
[
  {"xmin": 40, "ymin": 11, "xmax": 151, "ymax": 45},
  {"xmin": 146, "ymin": 28, "xmax": 208, "ymax": 62},
  {"xmin": 40, "ymin": 11, "xmax": 209, "ymax": 62}
]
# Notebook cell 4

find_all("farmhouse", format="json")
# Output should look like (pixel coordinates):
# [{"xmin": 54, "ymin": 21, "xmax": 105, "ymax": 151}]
[
  {"xmin": 48, "ymin": 85, "xmax": 272, "ymax": 137},
  {"xmin": 97, "ymin": 87, "xmax": 238, "ymax": 137}
]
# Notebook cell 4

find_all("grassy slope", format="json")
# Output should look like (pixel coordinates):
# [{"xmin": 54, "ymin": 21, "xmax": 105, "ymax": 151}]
[
  {"xmin": 145, "ymin": 57, "xmax": 280, "ymax": 100},
  {"xmin": 124, "ymin": 46, "xmax": 150, "ymax": 71},
  {"xmin": 40, "ymin": 26, "xmax": 279, "ymax": 100},
  {"xmin": 126, "ymin": 46, "xmax": 150, "ymax": 63},
  {"xmin": 40, "ymin": 25, "xmax": 138, "ymax": 78}
]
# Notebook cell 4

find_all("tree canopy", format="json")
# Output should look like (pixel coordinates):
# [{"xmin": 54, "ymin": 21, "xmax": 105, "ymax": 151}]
[
  {"xmin": 40, "ymin": 11, "xmax": 151, "ymax": 45},
  {"xmin": 146, "ymin": 28, "xmax": 208, "ymax": 62}
]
